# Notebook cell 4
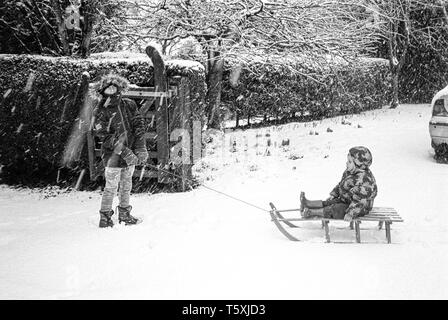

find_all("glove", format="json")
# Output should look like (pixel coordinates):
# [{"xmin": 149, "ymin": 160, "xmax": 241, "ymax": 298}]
[
  {"xmin": 121, "ymin": 147, "xmax": 139, "ymax": 166},
  {"xmin": 343, "ymin": 213, "xmax": 353, "ymax": 222},
  {"xmin": 135, "ymin": 148, "xmax": 149, "ymax": 164}
]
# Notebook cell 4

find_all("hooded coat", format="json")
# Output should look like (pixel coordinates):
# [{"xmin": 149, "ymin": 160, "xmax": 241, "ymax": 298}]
[
  {"xmin": 329, "ymin": 146, "xmax": 378, "ymax": 219},
  {"xmin": 91, "ymin": 74, "xmax": 146, "ymax": 168}
]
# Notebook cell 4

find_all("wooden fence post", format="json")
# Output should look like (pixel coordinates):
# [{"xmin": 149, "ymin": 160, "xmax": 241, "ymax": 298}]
[
  {"xmin": 145, "ymin": 45, "xmax": 169, "ymax": 183},
  {"xmin": 180, "ymin": 77, "xmax": 193, "ymax": 191}
]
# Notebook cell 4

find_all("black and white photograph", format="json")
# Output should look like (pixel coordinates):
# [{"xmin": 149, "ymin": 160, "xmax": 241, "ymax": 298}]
[{"xmin": 0, "ymin": 0, "xmax": 447, "ymax": 301}]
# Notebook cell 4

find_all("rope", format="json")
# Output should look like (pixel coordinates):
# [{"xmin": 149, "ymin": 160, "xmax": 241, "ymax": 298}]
[{"xmin": 143, "ymin": 163, "xmax": 270, "ymax": 213}]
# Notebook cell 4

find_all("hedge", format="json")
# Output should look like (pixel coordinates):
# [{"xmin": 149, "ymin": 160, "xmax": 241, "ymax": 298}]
[
  {"xmin": 221, "ymin": 56, "xmax": 391, "ymax": 126},
  {"xmin": 0, "ymin": 53, "xmax": 206, "ymax": 186}
]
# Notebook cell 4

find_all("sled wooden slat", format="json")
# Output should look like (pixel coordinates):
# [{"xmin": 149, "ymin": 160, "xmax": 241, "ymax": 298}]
[
  {"xmin": 358, "ymin": 217, "xmax": 403, "ymax": 222},
  {"xmin": 275, "ymin": 208, "xmax": 398, "ymax": 214},
  {"xmin": 367, "ymin": 210, "xmax": 400, "ymax": 214},
  {"xmin": 368, "ymin": 210, "xmax": 398, "ymax": 214},
  {"xmin": 274, "ymin": 216, "xmax": 403, "ymax": 223},
  {"xmin": 269, "ymin": 204, "xmax": 403, "ymax": 244},
  {"xmin": 359, "ymin": 213, "xmax": 400, "ymax": 217}
]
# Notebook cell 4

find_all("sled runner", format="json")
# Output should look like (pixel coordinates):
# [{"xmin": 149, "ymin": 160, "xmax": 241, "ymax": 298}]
[{"xmin": 269, "ymin": 203, "xmax": 403, "ymax": 243}]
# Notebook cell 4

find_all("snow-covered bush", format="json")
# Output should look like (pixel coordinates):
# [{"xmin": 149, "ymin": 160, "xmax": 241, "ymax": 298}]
[{"xmin": 0, "ymin": 54, "xmax": 206, "ymax": 186}]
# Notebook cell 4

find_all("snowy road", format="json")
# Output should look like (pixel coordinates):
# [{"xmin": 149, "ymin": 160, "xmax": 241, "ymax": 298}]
[{"xmin": 1, "ymin": 104, "xmax": 447, "ymax": 299}]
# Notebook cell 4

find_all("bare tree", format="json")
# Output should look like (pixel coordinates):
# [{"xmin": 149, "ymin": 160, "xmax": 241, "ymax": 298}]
[
  {"xmin": 48, "ymin": 0, "xmax": 124, "ymax": 56},
  {"xmin": 106, "ymin": 0, "xmax": 380, "ymax": 128},
  {"xmin": 50, "ymin": 0, "xmax": 71, "ymax": 55},
  {"xmin": 368, "ymin": 0, "xmax": 447, "ymax": 108},
  {"xmin": 0, "ymin": 0, "xmax": 64, "ymax": 55}
]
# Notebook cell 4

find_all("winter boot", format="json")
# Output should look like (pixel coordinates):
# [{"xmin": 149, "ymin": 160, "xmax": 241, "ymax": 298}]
[
  {"xmin": 99, "ymin": 210, "xmax": 114, "ymax": 228},
  {"xmin": 301, "ymin": 207, "xmax": 325, "ymax": 219},
  {"xmin": 300, "ymin": 192, "xmax": 323, "ymax": 211},
  {"xmin": 117, "ymin": 205, "xmax": 139, "ymax": 225}
]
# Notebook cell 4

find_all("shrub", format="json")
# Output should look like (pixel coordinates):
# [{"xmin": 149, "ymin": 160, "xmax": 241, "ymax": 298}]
[
  {"xmin": 0, "ymin": 53, "xmax": 206, "ymax": 186},
  {"xmin": 221, "ymin": 56, "xmax": 391, "ymax": 126}
]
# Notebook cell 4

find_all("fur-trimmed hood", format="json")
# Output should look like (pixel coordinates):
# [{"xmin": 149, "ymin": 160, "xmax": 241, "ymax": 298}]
[{"xmin": 89, "ymin": 74, "xmax": 130, "ymax": 99}]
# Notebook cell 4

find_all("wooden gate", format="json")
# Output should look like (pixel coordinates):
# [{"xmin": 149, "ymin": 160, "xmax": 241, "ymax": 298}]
[{"xmin": 85, "ymin": 45, "xmax": 199, "ymax": 190}]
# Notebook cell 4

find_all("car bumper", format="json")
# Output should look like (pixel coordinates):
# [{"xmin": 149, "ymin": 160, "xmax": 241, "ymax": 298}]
[{"xmin": 429, "ymin": 121, "xmax": 448, "ymax": 146}]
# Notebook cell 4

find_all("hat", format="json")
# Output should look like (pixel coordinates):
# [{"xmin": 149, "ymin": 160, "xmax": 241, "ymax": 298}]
[{"xmin": 348, "ymin": 146, "xmax": 373, "ymax": 169}]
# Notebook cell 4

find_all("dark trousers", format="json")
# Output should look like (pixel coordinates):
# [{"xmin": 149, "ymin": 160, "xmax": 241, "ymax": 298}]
[{"xmin": 322, "ymin": 199, "xmax": 349, "ymax": 219}]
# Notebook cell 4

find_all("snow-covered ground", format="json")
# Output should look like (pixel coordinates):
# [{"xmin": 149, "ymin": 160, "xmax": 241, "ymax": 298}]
[{"xmin": 1, "ymin": 104, "xmax": 447, "ymax": 299}]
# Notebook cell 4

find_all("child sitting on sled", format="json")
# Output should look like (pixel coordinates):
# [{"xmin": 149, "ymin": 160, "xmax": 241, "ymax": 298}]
[{"xmin": 300, "ymin": 146, "xmax": 377, "ymax": 222}]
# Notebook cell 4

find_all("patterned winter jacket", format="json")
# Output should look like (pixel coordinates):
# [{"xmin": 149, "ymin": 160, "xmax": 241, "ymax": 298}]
[
  {"xmin": 94, "ymin": 97, "xmax": 146, "ymax": 168},
  {"xmin": 329, "ymin": 146, "xmax": 378, "ymax": 219}
]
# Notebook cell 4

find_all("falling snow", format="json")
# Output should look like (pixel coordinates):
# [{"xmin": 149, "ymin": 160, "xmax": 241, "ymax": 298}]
[
  {"xmin": 3, "ymin": 88, "xmax": 12, "ymax": 99},
  {"xmin": 1, "ymin": 104, "xmax": 447, "ymax": 299},
  {"xmin": 23, "ymin": 71, "xmax": 36, "ymax": 93}
]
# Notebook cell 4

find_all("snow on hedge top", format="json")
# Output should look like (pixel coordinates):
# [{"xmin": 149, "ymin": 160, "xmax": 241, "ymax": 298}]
[
  {"xmin": 165, "ymin": 59, "xmax": 204, "ymax": 72},
  {"xmin": 91, "ymin": 51, "xmax": 205, "ymax": 72},
  {"xmin": 0, "ymin": 52, "xmax": 205, "ymax": 73},
  {"xmin": 224, "ymin": 52, "xmax": 388, "ymax": 76}
]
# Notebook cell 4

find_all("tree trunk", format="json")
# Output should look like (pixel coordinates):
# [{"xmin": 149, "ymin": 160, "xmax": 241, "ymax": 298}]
[
  {"xmin": 32, "ymin": 1, "xmax": 61, "ymax": 54},
  {"xmin": 387, "ymin": 3, "xmax": 410, "ymax": 109},
  {"xmin": 80, "ymin": 1, "xmax": 95, "ymax": 58},
  {"xmin": 235, "ymin": 112, "xmax": 239, "ymax": 127},
  {"xmin": 205, "ymin": 46, "xmax": 224, "ymax": 129},
  {"xmin": 390, "ymin": 69, "xmax": 399, "ymax": 109},
  {"xmin": 51, "ymin": 0, "xmax": 70, "ymax": 56},
  {"xmin": 161, "ymin": 40, "xmax": 170, "ymax": 55}
]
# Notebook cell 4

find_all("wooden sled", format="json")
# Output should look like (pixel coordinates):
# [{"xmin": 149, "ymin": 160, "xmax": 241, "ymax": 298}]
[{"xmin": 269, "ymin": 202, "xmax": 403, "ymax": 243}]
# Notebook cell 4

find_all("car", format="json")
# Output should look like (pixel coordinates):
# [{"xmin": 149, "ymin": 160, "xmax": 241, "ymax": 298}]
[{"xmin": 429, "ymin": 85, "xmax": 448, "ymax": 150}]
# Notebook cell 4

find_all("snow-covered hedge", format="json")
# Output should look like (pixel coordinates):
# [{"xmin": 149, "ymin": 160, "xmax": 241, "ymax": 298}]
[
  {"xmin": 0, "ymin": 54, "xmax": 206, "ymax": 185},
  {"xmin": 221, "ymin": 56, "xmax": 391, "ymax": 125}
]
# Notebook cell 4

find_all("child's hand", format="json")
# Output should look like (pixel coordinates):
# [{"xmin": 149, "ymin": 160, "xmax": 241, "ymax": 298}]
[{"xmin": 343, "ymin": 214, "xmax": 352, "ymax": 222}]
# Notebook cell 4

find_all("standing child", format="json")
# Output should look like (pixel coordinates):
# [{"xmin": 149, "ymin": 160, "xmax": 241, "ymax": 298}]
[
  {"xmin": 92, "ymin": 74, "xmax": 148, "ymax": 228},
  {"xmin": 300, "ymin": 146, "xmax": 377, "ymax": 222}
]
